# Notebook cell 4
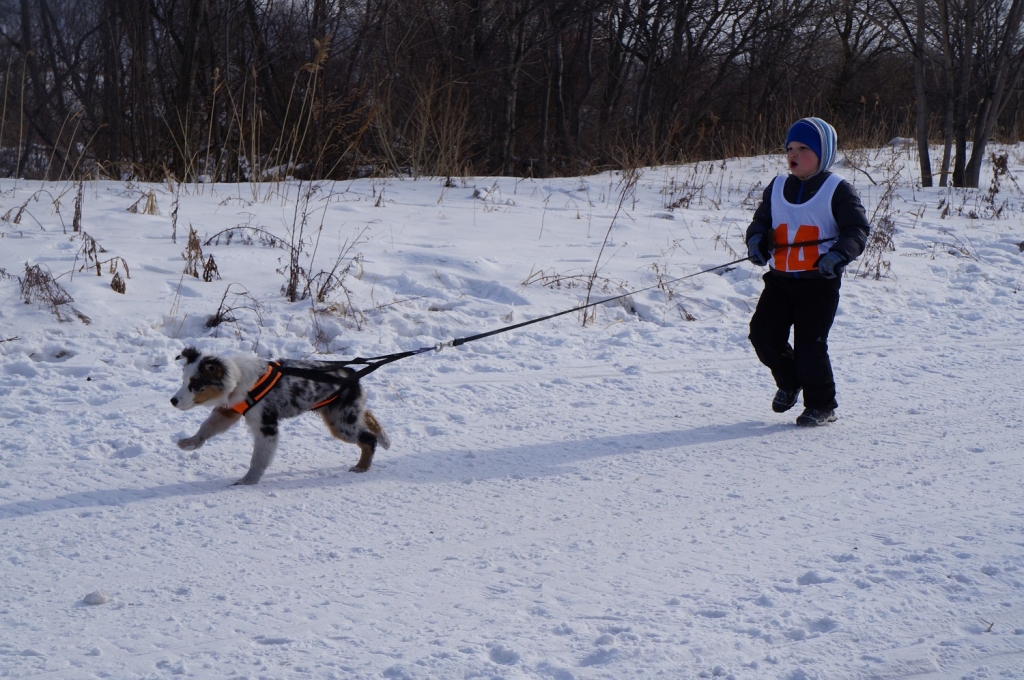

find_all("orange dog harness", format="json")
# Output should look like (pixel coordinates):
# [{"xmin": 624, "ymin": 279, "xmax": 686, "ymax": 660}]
[
  {"xmin": 228, "ymin": 362, "xmax": 284, "ymax": 415},
  {"xmin": 228, "ymin": 361, "xmax": 345, "ymax": 415}
]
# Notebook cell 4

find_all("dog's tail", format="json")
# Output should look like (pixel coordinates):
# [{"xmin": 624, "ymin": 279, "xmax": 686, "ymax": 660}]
[{"xmin": 364, "ymin": 411, "xmax": 391, "ymax": 450}]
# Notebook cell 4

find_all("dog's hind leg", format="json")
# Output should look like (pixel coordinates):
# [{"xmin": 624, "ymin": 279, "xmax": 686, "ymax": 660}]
[
  {"xmin": 351, "ymin": 430, "xmax": 377, "ymax": 473},
  {"xmin": 363, "ymin": 411, "xmax": 390, "ymax": 450},
  {"xmin": 318, "ymin": 407, "xmax": 378, "ymax": 472},
  {"xmin": 235, "ymin": 410, "xmax": 279, "ymax": 485},
  {"xmin": 178, "ymin": 407, "xmax": 240, "ymax": 451}
]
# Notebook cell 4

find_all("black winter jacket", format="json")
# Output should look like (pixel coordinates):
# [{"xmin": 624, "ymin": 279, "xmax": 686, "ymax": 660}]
[{"xmin": 745, "ymin": 172, "xmax": 871, "ymax": 278}]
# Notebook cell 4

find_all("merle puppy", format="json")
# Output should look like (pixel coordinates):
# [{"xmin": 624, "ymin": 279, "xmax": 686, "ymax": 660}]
[{"xmin": 170, "ymin": 347, "xmax": 390, "ymax": 485}]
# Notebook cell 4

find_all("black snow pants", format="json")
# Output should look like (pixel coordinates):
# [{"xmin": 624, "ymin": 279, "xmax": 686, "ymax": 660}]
[{"xmin": 748, "ymin": 271, "xmax": 842, "ymax": 411}]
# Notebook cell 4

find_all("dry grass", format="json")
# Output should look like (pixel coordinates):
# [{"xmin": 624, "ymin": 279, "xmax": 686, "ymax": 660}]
[
  {"xmin": 582, "ymin": 167, "xmax": 641, "ymax": 325},
  {"xmin": 72, "ymin": 181, "xmax": 83, "ymax": 232},
  {"xmin": 661, "ymin": 163, "xmax": 720, "ymax": 210},
  {"xmin": 169, "ymin": 179, "xmax": 180, "ymax": 243},
  {"xmin": 127, "ymin": 190, "xmax": 158, "ymax": 215},
  {"xmin": 204, "ymin": 224, "xmax": 288, "ymax": 248},
  {"xmin": 181, "ymin": 225, "xmax": 219, "ymax": 281},
  {"xmin": 19, "ymin": 263, "xmax": 91, "ymax": 323},
  {"xmin": 70, "ymin": 230, "xmax": 131, "ymax": 292},
  {"xmin": 2, "ymin": 194, "xmax": 36, "ymax": 227},
  {"xmin": 856, "ymin": 182, "xmax": 897, "ymax": 280},
  {"xmin": 205, "ymin": 283, "xmax": 264, "ymax": 330},
  {"xmin": 983, "ymin": 152, "xmax": 1009, "ymax": 219}
]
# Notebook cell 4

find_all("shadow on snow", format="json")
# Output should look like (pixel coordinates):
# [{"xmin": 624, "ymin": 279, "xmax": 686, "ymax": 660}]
[{"xmin": 0, "ymin": 419, "xmax": 790, "ymax": 518}]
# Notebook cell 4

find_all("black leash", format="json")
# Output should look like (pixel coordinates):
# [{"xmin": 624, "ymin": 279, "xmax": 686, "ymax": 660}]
[
  {"xmin": 288, "ymin": 236, "xmax": 837, "ymax": 385},
  {"xmin": 279, "ymin": 347, "xmax": 442, "ymax": 384}
]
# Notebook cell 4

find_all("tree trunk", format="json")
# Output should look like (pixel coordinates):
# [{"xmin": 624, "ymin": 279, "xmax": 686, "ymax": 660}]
[
  {"xmin": 100, "ymin": 0, "xmax": 123, "ymax": 168},
  {"xmin": 244, "ymin": 0, "xmax": 283, "ymax": 129},
  {"xmin": 173, "ymin": 0, "xmax": 206, "ymax": 177},
  {"xmin": 175, "ymin": 0, "xmax": 205, "ymax": 116},
  {"xmin": 914, "ymin": 0, "xmax": 932, "ymax": 187},
  {"xmin": 572, "ymin": 11, "xmax": 595, "ymax": 146},
  {"xmin": 599, "ymin": 6, "xmax": 631, "ymax": 142},
  {"xmin": 828, "ymin": 0, "xmax": 856, "ymax": 112},
  {"xmin": 121, "ymin": 0, "xmax": 152, "ymax": 171},
  {"xmin": 540, "ymin": 53, "xmax": 551, "ymax": 177},
  {"xmin": 19, "ymin": 0, "xmax": 57, "ymax": 175},
  {"xmin": 964, "ymin": 0, "xmax": 1024, "ymax": 186},
  {"xmin": 34, "ymin": 0, "xmax": 77, "ymax": 178},
  {"xmin": 500, "ymin": 65, "xmax": 520, "ymax": 175},
  {"xmin": 937, "ymin": 0, "xmax": 954, "ymax": 186},
  {"xmin": 952, "ymin": 0, "xmax": 975, "ymax": 187},
  {"xmin": 553, "ymin": 32, "xmax": 567, "ymax": 155}
]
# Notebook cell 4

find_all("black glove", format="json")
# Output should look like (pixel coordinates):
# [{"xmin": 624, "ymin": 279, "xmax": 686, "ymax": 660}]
[
  {"xmin": 816, "ymin": 251, "xmax": 847, "ymax": 278},
  {"xmin": 747, "ymin": 235, "xmax": 770, "ymax": 267}
]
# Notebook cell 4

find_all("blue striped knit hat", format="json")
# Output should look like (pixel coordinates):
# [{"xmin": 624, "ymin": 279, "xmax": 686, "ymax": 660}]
[{"xmin": 785, "ymin": 117, "xmax": 838, "ymax": 176}]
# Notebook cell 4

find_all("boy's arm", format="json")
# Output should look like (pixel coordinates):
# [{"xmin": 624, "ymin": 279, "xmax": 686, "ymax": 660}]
[
  {"xmin": 745, "ymin": 179, "xmax": 776, "ymax": 244},
  {"xmin": 829, "ymin": 180, "xmax": 871, "ymax": 262}
]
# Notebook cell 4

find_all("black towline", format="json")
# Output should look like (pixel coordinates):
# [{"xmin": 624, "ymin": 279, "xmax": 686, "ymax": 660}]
[{"xmin": 278, "ymin": 237, "xmax": 837, "ymax": 386}]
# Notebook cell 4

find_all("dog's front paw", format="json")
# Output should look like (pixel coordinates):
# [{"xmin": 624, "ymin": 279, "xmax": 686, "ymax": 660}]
[
  {"xmin": 349, "ymin": 464, "xmax": 370, "ymax": 473},
  {"xmin": 177, "ymin": 436, "xmax": 201, "ymax": 451},
  {"xmin": 232, "ymin": 471, "xmax": 262, "ymax": 485}
]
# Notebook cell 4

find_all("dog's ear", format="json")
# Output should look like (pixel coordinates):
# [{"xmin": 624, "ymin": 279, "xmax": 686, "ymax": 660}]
[{"xmin": 176, "ymin": 347, "xmax": 201, "ymax": 364}]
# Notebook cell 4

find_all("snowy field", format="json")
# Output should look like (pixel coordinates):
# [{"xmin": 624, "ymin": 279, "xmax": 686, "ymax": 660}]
[{"xmin": 2, "ymin": 145, "xmax": 1024, "ymax": 679}]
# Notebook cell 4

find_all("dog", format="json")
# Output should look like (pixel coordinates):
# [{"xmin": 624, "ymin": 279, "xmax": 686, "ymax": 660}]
[{"xmin": 170, "ymin": 347, "xmax": 390, "ymax": 485}]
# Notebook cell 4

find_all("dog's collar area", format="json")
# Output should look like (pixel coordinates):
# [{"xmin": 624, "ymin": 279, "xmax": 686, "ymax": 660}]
[{"xmin": 228, "ymin": 362, "xmax": 283, "ymax": 415}]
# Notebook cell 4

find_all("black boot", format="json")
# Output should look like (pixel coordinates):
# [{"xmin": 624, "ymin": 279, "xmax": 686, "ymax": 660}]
[
  {"xmin": 772, "ymin": 388, "xmax": 800, "ymax": 413},
  {"xmin": 795, "ymin": 407, "xmax": 837, "ymax": 426}
]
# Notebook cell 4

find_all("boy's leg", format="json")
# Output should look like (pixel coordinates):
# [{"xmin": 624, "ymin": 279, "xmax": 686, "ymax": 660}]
[
  {"xmin": 748, "ymin": 273, "xmax": 799, "ymax": 392},
  {"xmin": 792, "ymin": 277, "xmax": 842, "ymax": 410}
]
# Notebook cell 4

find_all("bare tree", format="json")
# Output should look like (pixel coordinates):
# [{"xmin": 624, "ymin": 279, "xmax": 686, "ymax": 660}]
[
  {"xmin": 1, "ymin": 0, "xmax": 1023, "ymax": 182},
  {"xmin": 963, "ymin": 0, "xmax": 1024, "ymax": 186}
]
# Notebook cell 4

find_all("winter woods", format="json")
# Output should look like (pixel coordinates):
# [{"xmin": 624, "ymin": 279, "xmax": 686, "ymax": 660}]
[{"xmin": 2, "ymin": 0, "xmax": 1024, "ymax": 185}]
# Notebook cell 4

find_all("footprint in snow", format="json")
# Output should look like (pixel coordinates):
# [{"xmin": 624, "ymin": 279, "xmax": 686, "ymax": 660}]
[
  {"xmin": 488, "ymin": 644, "xmax": 520, "ymax": 665},
  {"xmin": 254, "ymin": 636, "xmax": 292, "ymax": 645},
  {"xmin": 796, "ymin": 570, "xmax": 836, "ymax": 586},
  {"xmin": 579, "ymin": 647, "xmax": 620, "ymax": 667},
  {"xmin": 696, "ymin": 609, "xmax": 729, "ymax": 618}
]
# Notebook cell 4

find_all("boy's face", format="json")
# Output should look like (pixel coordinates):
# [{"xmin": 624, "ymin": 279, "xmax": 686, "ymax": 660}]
[{"xmin": 786, "ymin": 142, "xmax": 819, "ymax": 180}]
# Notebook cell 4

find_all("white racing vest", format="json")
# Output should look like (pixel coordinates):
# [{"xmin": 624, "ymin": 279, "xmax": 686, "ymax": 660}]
[{"xmin": 769, "ymin": 173, "xmax": 842, "ymax": 273}]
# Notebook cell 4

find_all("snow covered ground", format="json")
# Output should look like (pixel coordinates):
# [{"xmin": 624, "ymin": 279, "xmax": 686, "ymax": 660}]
[{"xmin": 2, "ymin": 145, "xmax": 1024, "ymax": 679}]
